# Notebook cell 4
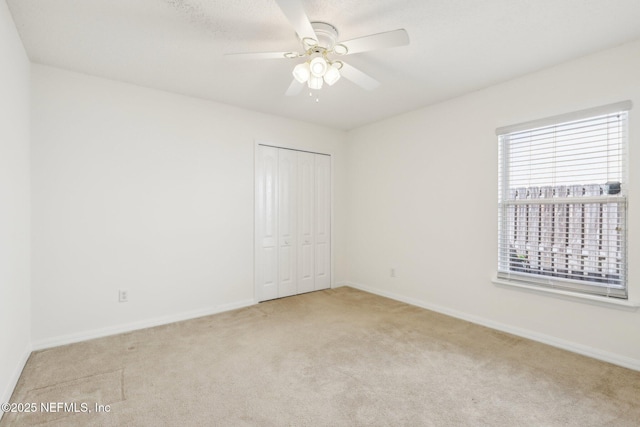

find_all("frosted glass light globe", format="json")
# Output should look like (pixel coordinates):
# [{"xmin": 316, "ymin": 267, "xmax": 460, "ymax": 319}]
[
  {"xmin": 309, "ymin": 57, "xmax": 328, "ymax": 77},
  {"xmin": 292, "ymin": 62, "xmax": 310, "ymax": 83}
]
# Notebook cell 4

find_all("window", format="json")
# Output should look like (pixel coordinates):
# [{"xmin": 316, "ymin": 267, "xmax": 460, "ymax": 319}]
[{"xmin": 497, "ymin": 102, "xmax": 630, "ymax": 299}]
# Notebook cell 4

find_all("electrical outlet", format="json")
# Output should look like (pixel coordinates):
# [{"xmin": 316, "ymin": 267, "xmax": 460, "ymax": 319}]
[
  {"xmin": 119, "ymin": 289, "xmax": 129, "ymax": 303},
  {"xmin": 390, "ymin": 268, "xmax": 396, "ymax": 278}
]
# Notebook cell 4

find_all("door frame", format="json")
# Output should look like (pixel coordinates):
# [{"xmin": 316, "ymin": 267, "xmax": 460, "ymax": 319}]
[{"xmin": 254, "ymin": 140, "xmax": 334, "ymax": 303}]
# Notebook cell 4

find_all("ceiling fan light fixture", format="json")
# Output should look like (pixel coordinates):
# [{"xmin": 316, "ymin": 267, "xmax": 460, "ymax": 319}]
[
  {"xmin": 292, "ymin": 62, "xmax": 310, "ymax": 83},
  {"xmin": 309, "ymin": 57, "xmax": 328, "ymax": 77},
  {"xmin": 323, "ymin": 64, "xmax": 341, "ymax": 85},
  {"xmin": 308, "ymin": 75, "xmax": 323, "ymax": 90},
  {"xmin": 228, "ymin": 5, "xmax": 411, "ymax": 98}
]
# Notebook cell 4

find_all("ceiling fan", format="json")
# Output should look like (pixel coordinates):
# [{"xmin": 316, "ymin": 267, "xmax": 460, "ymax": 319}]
[{"xmin": 226, "ymin": 0, "xmax": 410, "ymax": 96}]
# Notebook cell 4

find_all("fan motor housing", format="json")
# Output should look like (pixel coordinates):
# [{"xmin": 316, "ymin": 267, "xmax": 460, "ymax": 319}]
[{"xmin": 310, "ymin": 22, "xmax": 339, "ymax": 50}]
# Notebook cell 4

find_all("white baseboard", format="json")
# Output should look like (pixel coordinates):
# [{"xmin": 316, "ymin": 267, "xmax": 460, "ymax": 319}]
[
  {"xmin": 1, "ymin": 342, "xmax": 31, "ymax": 416},
  {"xmin": 332, "ymin": 281, "xmax": 348, "ymax": 288},
  {"xmin": 345, "ymin": 281, "xmax": 640, "ymax": 372},
  {"xmin": 31, "ymin": 299, "xmax": 256, "ymax": 351}
]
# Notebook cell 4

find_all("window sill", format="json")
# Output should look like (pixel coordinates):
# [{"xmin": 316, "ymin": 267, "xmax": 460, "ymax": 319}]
[{"xmin": 492, "ymin": 276, "xmax": 640, "ymax": 311}]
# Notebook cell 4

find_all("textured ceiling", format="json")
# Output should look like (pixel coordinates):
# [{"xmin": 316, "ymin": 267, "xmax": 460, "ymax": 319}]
[{"xmin": 7, "ymin": 0, "xmax": 640, "ymax": 130}]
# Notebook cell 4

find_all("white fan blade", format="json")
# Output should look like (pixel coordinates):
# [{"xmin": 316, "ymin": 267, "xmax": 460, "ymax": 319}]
[
  {"xmin": 225, "ymin": 51, "xmax": 293, "ymax": 60},
  {"xmin": 340, "ymin": 62, "xmax": 380, "ymax": 91},
  {"xmin": 341, "ymin": 29, "xmax": 409, "ymax": 55},
  {"xmin": 274, "ymin": 0, "xmax": 317, "ymax": 42},
  {"xmin": 285, "ymin": 79, "xmax": 304, "ymax": 96}
]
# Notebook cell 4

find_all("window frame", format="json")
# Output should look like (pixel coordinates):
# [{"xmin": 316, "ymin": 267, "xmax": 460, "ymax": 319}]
[{"xmin": 496, "ymin": 101, "xmax": 631, "ymax": 300}]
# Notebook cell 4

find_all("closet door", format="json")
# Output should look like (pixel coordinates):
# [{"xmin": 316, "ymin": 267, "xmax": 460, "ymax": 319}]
[
  {"xmin": 256, "ymin": 145, "xmax": 331, "ymax": 302},
  {"xmin": 277, "ymin": 149, "xmax": 297, "ymax": 298},
  {"xmin": 256, "ymin": 145, "xmax": 279, "ymax": 302},
  {"xmin": 297, "ymin": 151, "xmax": 315, "ymax": 294},
  {"xmin": 314, "ymin": 154, "xmax": 331, "ymax": 290}
]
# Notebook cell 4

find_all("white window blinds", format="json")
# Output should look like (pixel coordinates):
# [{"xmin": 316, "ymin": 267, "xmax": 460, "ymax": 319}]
[{"xmin": 497, "ymin": 102, "xmax": 630, "ymax": 299}]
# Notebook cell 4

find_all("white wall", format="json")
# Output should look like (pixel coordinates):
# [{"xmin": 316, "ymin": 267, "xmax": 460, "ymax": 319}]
[
  {"xmin": 30, "ymin": 65, "xmax": 347, "ymax": 347},
  {"xmin": 346, "ymin": 39, "xmax": 640, "ymax": 369},
  {"xmin": 14, "ymin": 18, "xmax": 640, "ymax": 396},
  {"xmin": 0, "ymin": 0, "xmax": 31, "ymax": 406}
]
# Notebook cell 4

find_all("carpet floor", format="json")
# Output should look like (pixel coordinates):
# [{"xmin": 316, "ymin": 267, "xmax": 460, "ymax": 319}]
[{"xmin": 2, "ymin": 286, "xmax": 639, "ymax": 426}]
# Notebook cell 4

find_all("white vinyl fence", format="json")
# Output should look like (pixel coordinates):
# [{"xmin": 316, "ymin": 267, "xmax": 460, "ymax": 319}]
[{"xmin": 504, "ymin": 183, "xmax": 624, "ymax": 286}]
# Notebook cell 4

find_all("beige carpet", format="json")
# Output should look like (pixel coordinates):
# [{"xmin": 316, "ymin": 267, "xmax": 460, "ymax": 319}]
[{"xmin": 2, "ymin": 287, "xmax": 639, "ymax": 426}]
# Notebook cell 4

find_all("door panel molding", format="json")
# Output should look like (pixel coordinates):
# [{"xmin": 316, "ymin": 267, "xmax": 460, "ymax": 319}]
[{"xmin": 255, "ymin": 142, "xmax": 332, "ymax": 302}]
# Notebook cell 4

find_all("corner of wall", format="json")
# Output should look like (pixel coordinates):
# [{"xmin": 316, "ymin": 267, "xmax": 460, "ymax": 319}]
[{"xmin": 0, "ymin": 0, "xmax": 32, "ymax": 410}]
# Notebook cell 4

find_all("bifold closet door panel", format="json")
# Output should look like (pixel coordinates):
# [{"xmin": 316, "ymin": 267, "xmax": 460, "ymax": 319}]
[
  {"xmin": 256, "ymin": 145, "xmax": 279, "ymax": 302},
  {"xmin": 314, "ymin": 154, "xmax": 331, "ymax": 290},
  {"xmin": 297, "ymin": 151, "xmax": 315, "ymax": 294},
  {"xmin": 277, "ymin": 149, "xmax": 297, "ymax": 298},
  {"xmin": 256, "ymin": 146, "xmax": 331, "ymax": 302}
]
